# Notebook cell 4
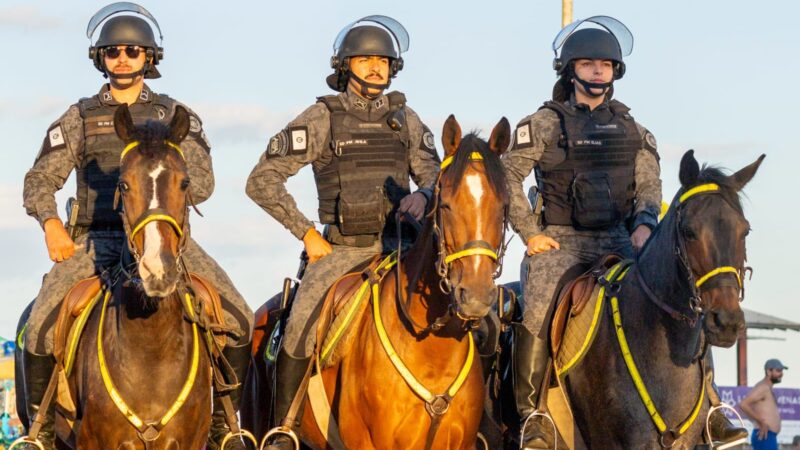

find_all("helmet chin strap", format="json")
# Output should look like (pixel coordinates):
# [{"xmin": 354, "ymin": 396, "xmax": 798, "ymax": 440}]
[
  {"xmin": 349, "ymin": 72, "xmax": 391, "ymax": 99},
  {"xmin": 102, "ymin": 59, "xmax": 148, "ymax": 87},
  {"xmin": 573, "ymin": 75, "xmax": 612, "ymax": 98}
]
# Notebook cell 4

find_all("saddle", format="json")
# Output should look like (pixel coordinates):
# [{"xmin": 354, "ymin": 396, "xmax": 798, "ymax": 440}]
[{"xmin": 549, "ymin": 254, "xmax": 624, "ymax": 372}]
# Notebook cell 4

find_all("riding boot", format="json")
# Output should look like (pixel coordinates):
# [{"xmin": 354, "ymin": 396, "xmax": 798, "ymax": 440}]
[
  {"xmin": 513, "ymin": 325, "xmax": 554, "ymax": 450},
  {"xmin": 263, "ymin": 349, "xmax": 311, "ymax": 450},
  {"xmin": 22, "ymin": 350, "xmax": 56, "ymax": 450},
  {"xmin": 704, "ymin": 352, "xmax": 748, "ymax": 447},
  {"xmin": 207, "ymin": 343, "xmax": 252, "ymax": 450}
]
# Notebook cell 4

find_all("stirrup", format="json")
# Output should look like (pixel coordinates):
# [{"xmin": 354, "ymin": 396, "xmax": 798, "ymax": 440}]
[
  {"xmin": 8, "ymin": 436, "xmax": 46, "ymax": 450},
  {"xmin": 520, "ymin": 410, "xmax": 558, "ymax": 450},
  {"xmin": 259, "ymin": 425, "xmax": 300, "ymax": 450},
  {"xmin": 705, "ymin": 403, "xmax": 748, "ymax": 450},
  {"xmin": 222, "ymin": 428, "xmax": 259, "ymax": 449}
]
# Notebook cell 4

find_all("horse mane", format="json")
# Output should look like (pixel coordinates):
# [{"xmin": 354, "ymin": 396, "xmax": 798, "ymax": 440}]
[
  {"xmin": 695, "ymin": 164, "xmax": 744, "ymax": 214},
  {"xmin": 443, "ymin": 132, "xmax": 509, "ymax": 204},
  {"xmin": 132, "ymin": 119, "xmax": 174, "ymax": 159}
]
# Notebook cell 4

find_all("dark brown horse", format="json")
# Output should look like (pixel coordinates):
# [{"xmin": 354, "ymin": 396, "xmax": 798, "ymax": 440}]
[
  {"xmin": 488, "ymin": 150, "xmax": 764, "ymax": 449},
  {"xmin": 243, "ymin": 115, "xmax": 511, "ymax": 449},
  {"xmin": 60, "ymin": 104, "xmax": 210, "ymax": 449}
]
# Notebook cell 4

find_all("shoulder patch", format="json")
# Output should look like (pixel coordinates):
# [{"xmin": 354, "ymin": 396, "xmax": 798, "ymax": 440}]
[
  {"xmin": 289, "ymin": 126, "xmax": 308, "ymax": 155},
  {"xmin": 189, "ymin": 115, "xmax": 202, "ymax": 133},
  {"xmin": 36, "ymin": 124, "xmax": 67, "ymax": 161},
  {"xmin": 419, "ymin": 125, "xmax": 436, "ymax": 155},
  {"xmin": 513, "ymin": 122, "xmax": 532, "ymax": 150},
  {"xmin": 266, "ymin": 129, "xmax": 290, "ymax": 158}
]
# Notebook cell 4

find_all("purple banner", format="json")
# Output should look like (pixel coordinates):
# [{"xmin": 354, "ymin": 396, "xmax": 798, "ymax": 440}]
[{"xmin": 718, "ymin": 386, "xmax": 800, "ymax": 421}]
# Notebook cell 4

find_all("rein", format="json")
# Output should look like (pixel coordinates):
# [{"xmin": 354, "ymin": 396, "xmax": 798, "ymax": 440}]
[
  {"xmin": 636, "ymin": 183, "xmax": 745, "ymax": 324},
  {"xmin": 603, "ymin": 261, "xmax": 707, "ymax": 448}
]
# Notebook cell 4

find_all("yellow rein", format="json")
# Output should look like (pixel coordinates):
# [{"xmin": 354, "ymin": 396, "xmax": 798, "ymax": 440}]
[
  {"xmin": 677, "ymin": 183, "xmax": 742, "ymax": 290},
  {"xmin": 607, "ymin": 262, "xmax": 706, "ymax": 438},
  {"xmin": 371, "ymin": 261, "xmax": 475, "ymax": 406},
  {"xmin": 97, "ymin": 290, "xmax": 201, "ymax": 432}
]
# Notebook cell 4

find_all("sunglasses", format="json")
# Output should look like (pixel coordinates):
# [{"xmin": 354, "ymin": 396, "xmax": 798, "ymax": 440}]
[{"xmin": 103, "ymin": 46, "xmax": 143, "ymax": 59}]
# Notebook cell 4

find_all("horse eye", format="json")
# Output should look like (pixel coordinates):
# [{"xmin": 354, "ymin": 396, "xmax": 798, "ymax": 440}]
[
  {"xmin": 118, "ymin": 181, "xmax": 130, "ymax": 192},
  {"xmin": 681, "ymin": 226, "xmax": 697, "ymax": 240},
  {"xmin": 181, "ymin": 178, "xmax": 190, "ymax": 190}
]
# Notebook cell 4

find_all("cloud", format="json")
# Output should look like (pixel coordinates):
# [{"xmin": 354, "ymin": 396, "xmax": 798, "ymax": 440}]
[
  {"xmin": 0, "ymin": 6, "xmax": 62, "ymax": 30},
  {"xmin": 0, "ymin": 96, "xmax": 70, "ymax": 120},
  {"xmin": 192, "ymin": 102, "xmax": 300, "ymax": 145}
]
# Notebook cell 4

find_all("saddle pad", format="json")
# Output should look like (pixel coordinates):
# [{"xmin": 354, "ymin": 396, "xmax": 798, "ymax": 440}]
[
  {"xmin": 54, "ymin": 276, "xmax": 103, "ymax": 371},
  {"xmin": 553, "ymin": 283, "xmax": 605, "ymax": 377},
  {"xmin": 318, "ymin": 254, "xmax": 394, "ymax": 368}
]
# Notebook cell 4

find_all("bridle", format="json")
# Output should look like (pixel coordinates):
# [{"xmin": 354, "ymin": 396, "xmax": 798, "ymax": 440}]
[
  {"xmin": 636, "ymin": 183, "xmax": 747, "ymax": 326},
  {"xmin": 395, "ymin": 151, "xmax": 509, "ymax": 334},
  {"xmin": 115, "ymin": 139, "xmax": 196, "ymax": 265}
]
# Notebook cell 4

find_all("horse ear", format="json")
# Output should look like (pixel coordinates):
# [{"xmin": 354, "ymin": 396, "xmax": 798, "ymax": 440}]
[
  {"xmin": 488, "ymin": 117, "xmax": 511, "ymax": 156},
  {"xmin": 679, "ymin": 149, "xmax": 700, "ymax": 188},
  {"xmin": 441, "ymin": 114, "xmax": 462, "ymax": 158},
  {"xmin": 729, "ymin": 154, "xmax": 766, "ymax": 191},
  {"xmin": 113, "ymin": 104, "xmax": 136, "ymax": 143},
  {"xmin": 169, "ymin": 106, "xmax": 191, "ymax": 144}
]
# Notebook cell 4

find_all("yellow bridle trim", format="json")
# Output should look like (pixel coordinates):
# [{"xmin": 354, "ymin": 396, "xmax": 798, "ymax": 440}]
[
  {"xmin": 130, "ymin": 214, "xmax": 184, "ymax": 239},
  {"xmin": 372, "ymin": 276, "xmax": 475, "ymax": 403},
  {"xmin": 678, "ymin": 183, "xmax": 720, "ymax": 203},
  {"xmin": 440, "ymin": 152, "xmax": 483, "ymax": 170},
  {"xmin": 608, "ymin": 263, "xmax": 706, "ymax": 436},
  {"xmin": 97, "ymin": 291, "xmax": 201, "ymax": 431},
  {"xmin": 695, "ymin": 267, "xmax": 742, "ymax": 289},
  {"xmin": 444, "ymin": 247, "xmax": 498, "ymax": 265},
  {"xmin": 120, "ymin": 140, "xmax": 186, "ymax": 161}
]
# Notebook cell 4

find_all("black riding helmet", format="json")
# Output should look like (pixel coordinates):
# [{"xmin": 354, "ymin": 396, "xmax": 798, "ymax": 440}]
[
  {"xmin": 88, "ymin": 2, "xmax": 164, "ymax": 80},
  {"xmin": 326, "ymin": 15, "xmax": 409, "ymax": 95}
]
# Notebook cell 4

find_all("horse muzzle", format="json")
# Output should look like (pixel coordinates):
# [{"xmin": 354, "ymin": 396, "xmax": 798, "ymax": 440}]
[
  {"xmin": 454, "ymin": 284, "xmax": 497, "ymax": 320},
  {"xmin": 138, "ymin": 255, "xmax": 180, "ymax": 298},
  {"xmin": 702, "ymin": 288, "xmax": 744, "ymax": 347}
]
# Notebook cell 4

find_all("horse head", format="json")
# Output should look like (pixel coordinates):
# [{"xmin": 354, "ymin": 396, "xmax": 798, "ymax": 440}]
[
  {"xmin": 113, "ymin": 104, "xmax": 192, "ymax": 298},
  {"xmin": 434, "ymin": 115, "xmax": 510, "ymax": 320},
  {"xmin": 673, "ymin": 149, "xmax": 765, "ymax": 347}
]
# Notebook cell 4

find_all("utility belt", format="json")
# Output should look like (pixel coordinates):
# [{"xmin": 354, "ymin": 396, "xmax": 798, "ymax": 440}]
[
  {"xmin": 70, "ymin": 222, "xmax": 125, "ymax": 239},
  {"xmin": 324, "ymin": 225, "xmax": 380, "ymax": 248}
]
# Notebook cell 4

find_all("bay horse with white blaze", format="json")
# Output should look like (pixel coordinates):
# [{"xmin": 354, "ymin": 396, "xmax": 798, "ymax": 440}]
[{"xmin": 244, "ymin": 115, "xmax": 511, "ymax": 449}]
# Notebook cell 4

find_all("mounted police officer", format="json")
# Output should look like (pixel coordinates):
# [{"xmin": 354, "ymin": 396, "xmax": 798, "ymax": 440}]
[
  {"xmin": 246, "ymin": 15, "xmax": 440, "ymax": 450},
  {"xmin": 502, "ymin": 16, "xmax": 746, "ymax": 449},
  {"xmin": 20, "ymin": 4, "xmax": 253, "ymax": 449}
]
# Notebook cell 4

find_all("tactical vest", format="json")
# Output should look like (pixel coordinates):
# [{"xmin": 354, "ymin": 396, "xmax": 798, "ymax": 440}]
[
  {"xmin": 538, "ymin": 99, "xmax": 640, "ymax": 229},
  {"xmin": 76, "ymin": 93, "xmax": 175, "ymax": 226},
  {"xmin": 315, "ymin": 92, "xmax": 411, "ymax": 246}
]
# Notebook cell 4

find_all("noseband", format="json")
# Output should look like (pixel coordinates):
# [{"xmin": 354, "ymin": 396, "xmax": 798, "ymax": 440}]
[{"xmin": 116, "ymin": 140, "xmax": 190, "ymax": 263}]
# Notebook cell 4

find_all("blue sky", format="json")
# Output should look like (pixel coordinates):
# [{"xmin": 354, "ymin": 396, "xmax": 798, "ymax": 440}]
[{"xmin": 1, "ymin": 0, "xmax": 798, "ymax": 387}]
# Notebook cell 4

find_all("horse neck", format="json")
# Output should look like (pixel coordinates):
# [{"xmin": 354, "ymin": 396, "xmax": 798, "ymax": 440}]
[
  {"xmin": 633, "ymin": 216, "xmax": 703, "ymax": 365},
  {"xmin": 111, "ymin": 282, "xmax": 190, "ymax": 355},
  {"xmin": 396, "ymin": 217, "xmax": 465, "ymax": 339}
]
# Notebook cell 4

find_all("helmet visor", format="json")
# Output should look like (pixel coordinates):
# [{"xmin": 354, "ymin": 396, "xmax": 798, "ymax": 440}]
[
  {"xmin": 552, "ymin": 15, "xmax": 633, "ymax": 57},
  {"xmin": 333, "ymin": 15, "xmax": 410, "ymax": 55},
  {"xmin": 87, "ymin": 2, "xmax": 162, "ymax": 43}
]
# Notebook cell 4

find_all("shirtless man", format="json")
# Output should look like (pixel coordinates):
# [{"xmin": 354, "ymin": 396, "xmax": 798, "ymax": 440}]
[{"xmin": 740, "ymin": 358, "xmax": 788, "ymax": 450}]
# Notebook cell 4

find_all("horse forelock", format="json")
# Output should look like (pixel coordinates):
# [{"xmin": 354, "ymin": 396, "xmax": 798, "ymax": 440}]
[
  {"xmin": 443, "ymin": 132, "xmax": 509, "ymax": 205},
  {"xmin": 695, "ymin": 165, "xmax": 745, "ymax": 214}
]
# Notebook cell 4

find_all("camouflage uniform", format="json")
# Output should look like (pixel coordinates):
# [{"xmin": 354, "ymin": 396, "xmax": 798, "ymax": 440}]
[
  {"xmin": 246, "ymin": 89, "xmax": 440, "ymax": 358},
  {"xmin": 503, "ymin": 95, "xmax": 662, "ymax": 336},
  {"xmin": 23, "ymin": 84, "xmax": 253, "ymax": 355}
]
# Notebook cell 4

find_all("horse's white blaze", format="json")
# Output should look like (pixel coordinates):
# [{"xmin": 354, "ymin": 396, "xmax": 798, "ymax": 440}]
[
  {"xmin": 465, "ymin": 173, "xmax": 485, "ymax": 271},
  {"xmin": 141, "ymin": 164, "xmax": 166, "ymax": 280}
]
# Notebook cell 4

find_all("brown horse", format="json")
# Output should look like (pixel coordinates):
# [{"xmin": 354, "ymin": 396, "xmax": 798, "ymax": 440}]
[
  {"xmin": 61, "ymin": 104, "xmax": 211, "ymax": 449},
  {"xmin": 243, "ymin": 115, "xmax": 511, "ymax": 449}
]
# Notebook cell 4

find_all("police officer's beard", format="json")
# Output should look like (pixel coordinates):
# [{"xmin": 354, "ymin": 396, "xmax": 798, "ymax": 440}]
[
  {"xmin": 103, "ymin": 61, "xmax": 146, "ymax": 89},
  {"xmin": 349, "ymin": 72, "xmax": 390, "ymax": 99},
  {"xmin": 771, "ymin": 376, "xmax": 782, "ymax": 384}
]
